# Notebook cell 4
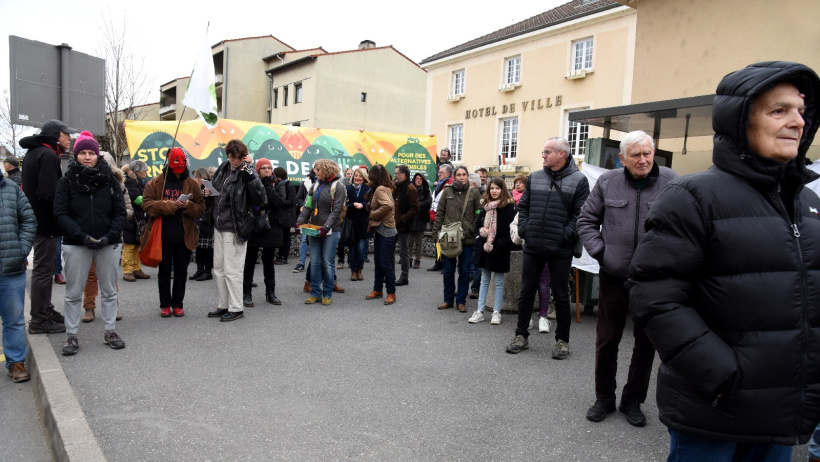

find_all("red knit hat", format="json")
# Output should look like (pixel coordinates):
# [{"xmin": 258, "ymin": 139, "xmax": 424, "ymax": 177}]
[{"xmin": 255, "ymin": 158, "xmax": 272, "ymax": 173}]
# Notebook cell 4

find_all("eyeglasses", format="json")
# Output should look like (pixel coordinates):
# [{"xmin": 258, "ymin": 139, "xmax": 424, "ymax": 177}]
[{"xmin": 541, "ymin": 150, "xmax": 552, "ymax": 156}]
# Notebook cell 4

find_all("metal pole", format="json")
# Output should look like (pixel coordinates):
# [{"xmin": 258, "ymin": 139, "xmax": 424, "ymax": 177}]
[{"xmin": 57, "ymin": 43, "xmax": 72, "ymax": 124}]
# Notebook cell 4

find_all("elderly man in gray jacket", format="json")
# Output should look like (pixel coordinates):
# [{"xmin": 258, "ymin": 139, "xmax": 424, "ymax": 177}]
[{"xmin": 577, "ymin": 130, "xmax": 677, "ymax": 427}]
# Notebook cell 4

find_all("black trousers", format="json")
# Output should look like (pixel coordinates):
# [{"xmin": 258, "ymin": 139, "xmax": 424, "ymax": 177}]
[
  {"xmin": 158, "ymin": 242, "xmax": 192, "ymax": 308},
  {"xmin": 244, "ymin": 246, "xmax": 276, "ymax": 284},
  {"xmin": 277, "ymin": 227, "xmax": 291, "ymax": 260},
  {"xmin": 515, "ymin": 252, "xmax": 572, "ymax": 342},
  {"xmin": 594, "ymin": 271, "xmax": 655, "ymax": 404}
]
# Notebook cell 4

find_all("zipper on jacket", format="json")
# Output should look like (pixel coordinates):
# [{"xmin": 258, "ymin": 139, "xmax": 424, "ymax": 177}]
[
  {"xmin": 633, "ymin": 187, "xmax": 642, "ymax": 251},
  {"xmin": 90, "ymin": 194, "xmax": 95, "ymax": 238}
]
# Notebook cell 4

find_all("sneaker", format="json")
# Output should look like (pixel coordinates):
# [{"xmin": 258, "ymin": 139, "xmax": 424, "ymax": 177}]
[
  {"xmin": 551, "ymin": 339, "xmax": 570, "ymax": 360},
  {"xmin": 62, "ymin": 336, "xmax": 79, "ymax": 356},
  {"xmin": 173, "ymin": 307, "xmax": 185, "ymax": 317},
  {"xmin": 336, "ymin": 261, "xmax": 344, "ymax": 269},
  {"xmin": 133, "ymin": 269, "xmax": 151, "ymax": 279},
  {"xmin": 413, "ymin": 259, "xmax": 420, "ymax": 269},
  {"xmin": 293, "ymin": 264, "xmax": 305, "ymax": 273},
  {"xmin": 321, "ymin": 297, "xmax": 332, "ymax": 306},
  {"xmin": 82, "ymin": 310, "xmax": 95, "ymax": 323},
  {"xmin": 305, "ymin": 296, "xmax": 320, "ymax": 304},
  {"xmin": 7, "ymin": 362, "xmax": 30, "ymax": 383},
  {"xmin": 490, "ymin": 312, "xmax": 501, "ymax": 325},
  {"xmin": 586, "ymin": 399, "xmax": 616, "ymax": 422},
  {"xmin": 528, "ymin": 318, "xmax": 535, "ymax": 330},
  {"xmin": 505, "ymin": 335, "xmax": 529, "ymax": 354},
  {"xmin": 48, "ymin": 311, "xmax": 65, "ymax": 324},
  {"xmin": 619, "ymin": 402, "xmax": 647, "ymax": 427},
  {"xmin": 160, "ymin": 307, "xmax": 171, "ymax": 318},
  {"xmin": 539, "ymin": 317, "xmax": 550, "ymax": 333},
  {"xmin": 122, "ymin": 273, "xmax": 136, "ymax": 282},
  {"xmin": 104, "ymin": 331, "xmax": 125, "ymax": 349},
  {"xmin": 468, "ymin": 311, "xmax": 485, "ymax": 323},
  {"xmin": 29, "ymin": 320, "xmax": 66, "ymax": 334}
]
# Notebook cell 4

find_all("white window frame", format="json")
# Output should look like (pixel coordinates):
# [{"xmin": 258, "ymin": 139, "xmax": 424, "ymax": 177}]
[
  {"xmin": 499, "ymin": 117, "xmax": 519, "ymax": 161},
  {"xmin": 452, "ymin": 69, "xmax": 465, "ymax": 96},
  {"xmin": 448, "ymin": 124, "xmax": 464, "ymax": 163},
  {"xmin": 572, "ymin": 37, "xmax": 594, "ymax": 71},
  {"xmin": 565, "ymin": 109, "xmax": 590, "ymax": 157},
  {"xmin": 504, "ymin": 55, "xmax": 521, "ymax": 85}
]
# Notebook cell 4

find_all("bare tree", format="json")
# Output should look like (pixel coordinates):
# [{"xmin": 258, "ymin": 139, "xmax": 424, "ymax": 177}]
[
  {"xmin": 99, "ymin": 12, "xmax": 153, "ymax": 166},
  {"xmin": 0, "ymin": 89, "xmax": 24, "ymax": 156}
]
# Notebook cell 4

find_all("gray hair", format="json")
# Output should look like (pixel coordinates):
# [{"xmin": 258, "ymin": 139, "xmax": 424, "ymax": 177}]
[
  {"xmin": 620, "ymin": 130, "xmax": 654, "ymax": 153},
  {"xmin": 549, "ymin": 137, "xmax": 571, "ymax": 157},
  {"xmin": 468, "ymin": 173, "xmax": 481, "ymax": 188},
  {"xmin": 130, "ymin": 160, "xmax": 148, "ymax": 174},
  {"xmin": 439, "ymin": 163, "xmax": 454, "ymax": 176}
]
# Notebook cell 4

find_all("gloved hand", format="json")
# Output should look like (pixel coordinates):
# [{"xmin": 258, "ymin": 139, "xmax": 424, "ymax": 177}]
[
  {"xmin": 239, "ymin": 164, "xmax": 255, "ymax": 182},
  {"xmin": 96, "ymin": 236, "xmax": 110, "ymax": 248},
  {"xmin": 318, "ymin": 227, "xmax": 328, "ymax": 238},
  {"xmin": 260, "ymin": 176, "xmax": 273, "ymax": 187},
  {"xmin": 82, "ymin": 235, "xmax": 98, "ymax": 248},
  {"xmin": 134, "ymin": 195, "xmax": 143, "ymax": 206}
]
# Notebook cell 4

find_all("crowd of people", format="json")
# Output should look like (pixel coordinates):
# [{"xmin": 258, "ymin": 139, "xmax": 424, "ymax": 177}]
[{"xmin": 2, "ymin": 60, "xmax": 820, "ymax": 462}]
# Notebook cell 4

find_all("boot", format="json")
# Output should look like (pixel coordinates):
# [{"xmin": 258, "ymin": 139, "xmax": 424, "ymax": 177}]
[
  {"xmin": 357, "ymin": 270, "xmax": 364, "ymax": 281},
  {"xmin": 190, "ymin": 262, "xmax": 204, "ymax": 280},
  {"xmin": 351, "ymin": 269, "xmax": 357, "ymax": 281},
  {"xmin": 264, "ymin": 279, "xmax": 281, "ymax": 305},
  {"xmin": 413, "ymin": 259, "xmax": 420, "ymax": 269},
  {"xmin": 196, "ymin": 264, "xmax": 213, "ymax": 281},
  {"xmin": 243, "ymin": 282, "xmax": 254, "ymax": 307},
  {"xmin": 303, "ymin": 280, "xmax": 311, "ymax": 293}
]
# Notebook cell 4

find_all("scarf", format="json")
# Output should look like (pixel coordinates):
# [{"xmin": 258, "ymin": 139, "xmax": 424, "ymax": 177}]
[
  {"xmin": 451, "ymin": 179, "xmax": 468, "ymax": 191},
  {"xmin": 482, "ymin": 200, "xmax": 499, "ymax": 253},
  {"xmin": 511, "ymin": 189, "xmax": 524, "ymax": 205},
  {"xmin": 65, "ymin": 159, "xmax": 111, "ymax": 193}
]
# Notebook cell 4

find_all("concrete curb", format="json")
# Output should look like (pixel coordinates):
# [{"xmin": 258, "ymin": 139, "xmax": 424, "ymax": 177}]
[{"xmin": 29, "ymin": 332, "xmax": 107, "ymax": 462}]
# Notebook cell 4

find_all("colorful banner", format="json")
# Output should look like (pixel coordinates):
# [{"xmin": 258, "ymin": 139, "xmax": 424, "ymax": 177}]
[{"xmin": 124, "ymin": 119, "xmax": 437, "ymax": 184}]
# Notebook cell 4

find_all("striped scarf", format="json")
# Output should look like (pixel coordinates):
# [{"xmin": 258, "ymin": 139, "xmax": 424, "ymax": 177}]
[{"xmin": 483, "ymin": 200, "xmax": 499, "ymax": 253}]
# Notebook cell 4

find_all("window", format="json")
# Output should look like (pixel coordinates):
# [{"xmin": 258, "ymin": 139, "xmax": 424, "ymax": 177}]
[
  {"xmin": 361, "ymin": 92, "xmax": 367, "ymax": 102},
  {"xmin": 499, "ymin": 117, "xmax": 519, "ymax": 160},
  {"xmin": 572, "ymin": 37, "xmax": 594, "ymax": 71},
  {"xmin": 448, "ymin": 124, "xmax": 463, "ymax": 163},
  {"xmin": 452, "ymin": 69, "xmax": 465, "ymax": 96},
  {"xmin": 294, "ymin": 83, "xmax": 302, "ymax": 104},
  {"xmin": 272, "ymin": 88, "xmax": 278, "ymax": 109},
  {"xmin": 566, "ymin": 109, "xmax": 590, "ymax": 156},
  {"xmin": 504, "ymin": 56, "xmax": 521, "ymax": 85},
  {"xmin": 283, "ymin": 86, "xmax": 289, "ymax": 107}
]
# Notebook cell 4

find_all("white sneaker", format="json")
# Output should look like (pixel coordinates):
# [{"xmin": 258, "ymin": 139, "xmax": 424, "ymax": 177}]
[
  {"xmin": 539, "ymin": 317, "xmax": 550, "ymax": 333},
  {"xmin": 468, "ymin": 311, "xmax": 485, "ymax": 323},
  {"xmin": 490, "ymin": 312, "xmax": 501, "ymax": 325},
  {"xmin": 528, "ymin": 318, "xmax": 535, "ymax": 330}
]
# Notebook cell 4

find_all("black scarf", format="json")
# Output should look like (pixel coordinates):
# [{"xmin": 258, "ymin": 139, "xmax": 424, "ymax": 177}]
[{"xmin": 65, "ymin": 159, "xmax": 112, "ymax": 193}]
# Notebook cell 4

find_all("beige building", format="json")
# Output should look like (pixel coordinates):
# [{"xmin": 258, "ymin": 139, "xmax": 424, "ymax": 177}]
[
  {"xmin": 421, "ymin": 0, "xmax": 636, "ymax": 174},
  {"xmin": 105, "ymin": 102, "xmax": 160, "ymax": 163},
  {"xmin": 572, "ymin": 0, "xmax": 820, "ymax": 174},
  {"xmin": 266, "ymin": 41, "xmax": 427, "ymax": 132}
]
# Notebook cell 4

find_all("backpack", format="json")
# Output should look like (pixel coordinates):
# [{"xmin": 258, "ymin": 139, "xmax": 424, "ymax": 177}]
[{"xmin": 311, "ymin": 179, "xmax": 347, "ymax": 224}]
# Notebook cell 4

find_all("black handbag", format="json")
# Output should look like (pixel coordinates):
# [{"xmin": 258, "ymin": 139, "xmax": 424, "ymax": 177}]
[
  {"xmin": 339, "ymin": 216, "xmax": 356, "ymax": 247},
  {"xmin": 253, "ymin": 212, "xmax": 271, "ymax": 232}
]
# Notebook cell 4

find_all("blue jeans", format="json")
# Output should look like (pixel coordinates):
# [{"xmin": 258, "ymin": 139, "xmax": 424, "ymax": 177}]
[
  {"xmin": 442, "ymin": 245, "xmax": 473, "ymax": 305},
  {"xmin": 373, "ymin": 233, "xmax": 396, "ymax": 294},
  {"xmin": 667, "ymin": 430, "xmax": 792, "ymax": 462},
  {"xmin": 477, "ymin": 268, "xmax": 504, "ymax": 313},
  {"xmin": 810, "ymin": 423, "xmax": 820, "ymax": 458},
  {"xmin": 308, "ymin": 232, "xmax": 340, "ymax": 298},
  {"xmin": 54, "ymin": 236, "xmax": 63, "ymax": 275},
  {"xmin": 298, "ymin": 234, "xmax": 309, "ymax": 266},
  {"xmin": 349, "ymin": 237, "xmax": 369, "ymax": 272},
  {"xmin": 0, "ymin": 272, "xmax": 27, "ymax": 367}
]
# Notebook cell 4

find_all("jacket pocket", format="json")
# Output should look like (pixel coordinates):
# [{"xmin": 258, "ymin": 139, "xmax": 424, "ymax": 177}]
[{"xmin": 604, "ymin": 199, "xmax": 629, "ymax": 226}]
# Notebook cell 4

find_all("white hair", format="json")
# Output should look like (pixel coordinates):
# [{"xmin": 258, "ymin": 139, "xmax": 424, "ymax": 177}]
[
  {"xmin": 620, "ymin": 130, "xmax": 655, "ymax": 153},
  {"xmin": 548, "ymin": 137, "xmax": 571, "ymax": 157}
]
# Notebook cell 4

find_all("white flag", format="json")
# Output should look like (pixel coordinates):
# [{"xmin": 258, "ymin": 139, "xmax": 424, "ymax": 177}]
[{"xmin": 182, "ymin": 33, "xmax": 218, "ymax": 128}]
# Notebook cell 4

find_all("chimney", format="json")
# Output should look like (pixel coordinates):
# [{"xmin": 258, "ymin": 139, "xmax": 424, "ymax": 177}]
[{"xmin": 358, "ymin": 40, "xmax": 376, "ymax": 50}]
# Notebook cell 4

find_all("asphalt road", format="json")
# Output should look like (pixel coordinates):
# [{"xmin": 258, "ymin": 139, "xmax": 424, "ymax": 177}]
[{"xmin": 37, "ymin": 255, "xmax": 809, "ymax": 461}]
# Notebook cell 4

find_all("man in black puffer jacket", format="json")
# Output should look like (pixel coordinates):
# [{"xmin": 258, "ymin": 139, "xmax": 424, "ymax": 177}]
[
  {"xmin": 507, "ymin": 136, "xmax": 589, "ymax": 360},
  {"xmin": 629, "ymin": 61, "xmax": 820, "ymax": 458}
]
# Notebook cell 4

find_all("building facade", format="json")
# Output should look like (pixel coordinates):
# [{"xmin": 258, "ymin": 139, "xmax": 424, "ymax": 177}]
[{"xmin": 421, "ymin": 0, "xmax": 635, "ymax": 174}]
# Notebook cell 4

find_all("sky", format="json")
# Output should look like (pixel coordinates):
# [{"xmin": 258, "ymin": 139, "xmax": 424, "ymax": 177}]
[{"xmin": 1, "ymin": 0, "xmax": 570, "ymax": 107}]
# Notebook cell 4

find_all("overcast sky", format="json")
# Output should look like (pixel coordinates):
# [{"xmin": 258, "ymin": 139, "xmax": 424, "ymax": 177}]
[{"xmin": 1, "ymin": 0, "xmax": 569, "ymax": 106}]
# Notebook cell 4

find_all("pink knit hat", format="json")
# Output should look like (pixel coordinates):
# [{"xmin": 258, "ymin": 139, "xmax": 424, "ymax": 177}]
[
  {"xmin": 72, "ymin": 131, "xmax": 99, "ymax": 158},
  {"xmin": 255, "ymin": 158, "xmax": 272, "ymax": 173}
]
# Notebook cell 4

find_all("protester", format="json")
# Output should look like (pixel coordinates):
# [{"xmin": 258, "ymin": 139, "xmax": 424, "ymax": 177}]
[
  {"xmin": 364, "ymin": 164, "xmax": 397, "ymax": 305},
  {"xmin": 506, "ymin": 137, "xmax": 589, "ymax": 359},
  {"xmin": 346, "ymin": 168, "xmax": 371, "ymax": 281},
  {"xmin": 242, "ymin": 158, "xmax": 285, "ymax": 307},
  {"xmin": 511, "ymin": 174, "xmax": 526, "ymax": 206},
  {"xmin": 273, "ymin": 166, "xmax": 295, "ymax": 266},
  {"xmin": 432, "ymin": 166, "xmax": 481, "ymax": 312},
  {"xmin": 437, "ymin": 148, "xmax": 454, "ymax": 168},
  {"xmin": 0, "ymin": 167, "xmax": 36, "ymax": 381},
  {"xmin": 142, "ymin": 147, "xmax": 205, "ymax": 318},
  {"xmin": 475, "ymin": 167, "xmax": 488, "ymax": 194},
  {"xmin": 577, "ymin": 130, "xmax": 678, "ymax": 427},
  {"xmin": 467, "ymin": 178, "xmax": 515, "ymax": 325},
  {"xmin": 630, "ymin": 61, "xmax": 820, "ymax": 458},
  {"xmin": 411, "ymin": 173, "xmax": 431, "ymax": 269},
  {"xmin": 296, "ymin": 159, "xmax": 346, "ymax": 306},
  {"xmin": 122, "ymin": 160, "xmax": 150, "ymax": 283},
  {"xmin": 205, "ymin": 140, "xmax": 266, "ymax": 321},
  {"xmin": 53, "ymin": 131, "xmax": 127, "ymax": 355},
  {"xmin": 467, "ymin": 172, "xmax": 483, "ymax": 299},
  {"xmin": 3, "ymin": 157, "xmax": 22, "ymax": 187},
  {"xmin": 21, "ymin": 119, "xmax": 77, "ymax": 334},
  {"xmin": 293, "ymin": 166, "xmax": 317, "ymax": 273},
  {"xmin": 392, "ymin": 164, "xmax": 419, "ymax": 286},
  {"xmin": 190, "ymin": 168, "xmax": 214, "ymax": 281},
  {"xmin": 427, "ymin": 163, "xmax": 454, "ymax": 272}
]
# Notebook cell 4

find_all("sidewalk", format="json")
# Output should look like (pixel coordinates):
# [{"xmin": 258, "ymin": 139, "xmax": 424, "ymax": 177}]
[
  {"xmin": 30, "ymin": 256, "xmax": 810, "ymax": 461},
  {"xmin": 0, "ymin": 346, "xmax": 51, "ymax": 462}
]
